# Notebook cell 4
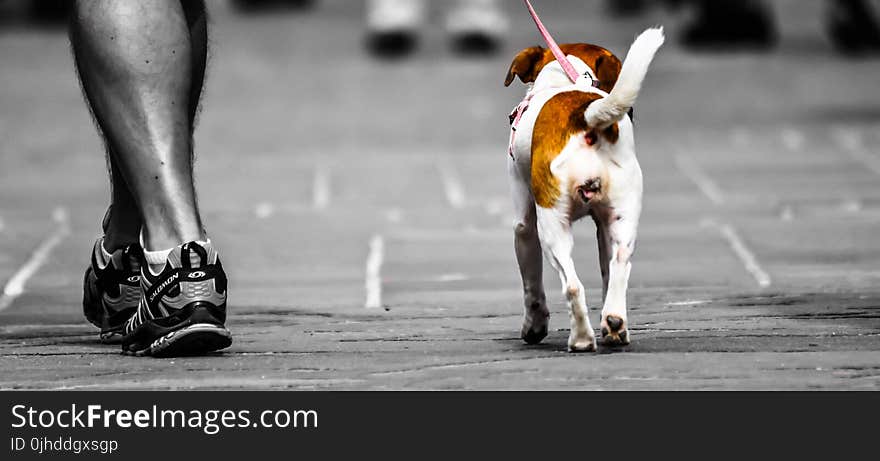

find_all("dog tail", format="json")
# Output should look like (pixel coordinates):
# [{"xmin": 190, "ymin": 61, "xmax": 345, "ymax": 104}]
[{"xmin": 585, "ymin": 27, "xmax": 664, "ymax": 129}]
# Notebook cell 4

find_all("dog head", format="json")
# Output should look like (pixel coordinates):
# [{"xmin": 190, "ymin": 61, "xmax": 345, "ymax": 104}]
[{"xmin": 504, "ymin": 43, "xmax": 622, "ymax": 93}]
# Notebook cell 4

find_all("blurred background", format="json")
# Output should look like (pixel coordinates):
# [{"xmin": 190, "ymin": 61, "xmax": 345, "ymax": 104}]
[{"xmin": 1, "ymin": 0, "xmax": 879, "ymax": 388}]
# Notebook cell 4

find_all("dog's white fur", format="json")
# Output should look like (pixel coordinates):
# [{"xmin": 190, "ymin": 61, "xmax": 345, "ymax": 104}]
[{"xmin": 508, "ymin": 28, "xmax": 664, "ymax": 352}]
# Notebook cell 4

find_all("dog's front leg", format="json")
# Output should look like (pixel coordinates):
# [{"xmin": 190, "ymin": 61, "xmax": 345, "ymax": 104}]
[
  {"xmin": 594, "ymin": 208, "xmax": 639, "ymax": 346},
  {"xmin": 536, "ymin": 206, "xmax": 596, "ymax": 353},
  {"xmin": 509, "ymin": 161, "xmax": 549, "ymax": 344}
]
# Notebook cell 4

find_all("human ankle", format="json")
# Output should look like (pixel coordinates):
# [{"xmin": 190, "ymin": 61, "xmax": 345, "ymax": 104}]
[
  {"xmin": 102, "ymin": 210, "xmax": 141, "ymax": 252},
  {"xmin": 140, "ymin": 227, "xmax": 205, "ymax": 253},
  {"xmin": 140, "ymin": 229, "xmax": 209, "ymax": 275},
  {"xmin": 102, "ymin": 231, "xmax": 140, "ymax": 252}
]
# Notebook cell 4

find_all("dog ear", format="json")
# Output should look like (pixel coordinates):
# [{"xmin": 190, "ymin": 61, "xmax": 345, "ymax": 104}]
[
  {"xmin": 593, "ymin": 54, "xmax": 622, "ymax": 93},
  {"xmin": 505, "ymin": 46, "xmax": 546, "ymax": 87}
]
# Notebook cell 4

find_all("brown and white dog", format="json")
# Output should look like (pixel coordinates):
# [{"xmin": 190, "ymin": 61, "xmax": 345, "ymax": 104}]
[{"xmin": 506, "ymin": 28, "xmax": 664, "ymax": 352}]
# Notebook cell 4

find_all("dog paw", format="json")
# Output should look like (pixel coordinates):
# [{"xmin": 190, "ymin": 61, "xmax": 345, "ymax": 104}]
[
  {"xmin": 521, "ymin": 323, "xmax": 548, "ymax": 345},
  {"xmin": 521, "ymin": 307, "xmax": 549, "ymax": 345},
  {"xmin": 600, "ymin": 314, "xmax": 630, "ymax": 346},
  {"xmin": 568, "ymin": 331, "xmax": 597, "ymax": 353}
]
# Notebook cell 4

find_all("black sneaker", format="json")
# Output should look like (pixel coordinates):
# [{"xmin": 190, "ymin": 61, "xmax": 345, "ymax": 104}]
[
  {"xmin": 122, "ymin": 240, "xmax": 231, "ymax": 357},
  {"xmin": 83, "ymin": 239, "xmax": 143, "ymax": 343},
  {"xmin": 827, "ymin": 0, "xmax": 880, "ymax": 55},
  {"xmin": 680, "ymin": 0, "xmax": 777, "ymax": 50}
]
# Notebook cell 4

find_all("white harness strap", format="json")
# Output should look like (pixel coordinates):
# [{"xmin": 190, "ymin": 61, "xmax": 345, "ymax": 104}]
[
  {"xmin": 508, "ymin": 0, "xmax": 600, "ymax": 159},
  {"xmin": 508, "ymin": 72, "xmax": 600, "ymax": 159}
]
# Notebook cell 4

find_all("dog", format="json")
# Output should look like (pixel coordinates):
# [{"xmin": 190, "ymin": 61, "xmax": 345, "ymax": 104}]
[{"xmin": 505, "ymin": 28, "xmax": 664, "ymax": 352}]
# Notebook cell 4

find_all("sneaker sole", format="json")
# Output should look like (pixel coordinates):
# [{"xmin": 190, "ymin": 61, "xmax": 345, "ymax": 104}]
[
  {"xmin": 100, "ymin": 316, "xmax": 133, "ymax": 345},
  {"xmin": 100, "ymin": 330, "xmax": 124, "ymax": 344},
  {"xmin": 124, "ymin": 323, "xmax": 232, "ymax": 358}
]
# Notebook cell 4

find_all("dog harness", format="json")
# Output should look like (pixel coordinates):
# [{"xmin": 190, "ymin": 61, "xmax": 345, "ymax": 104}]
[{"xmin": 509, "ymin": 0, "xmax": 600, "ymax": 158}]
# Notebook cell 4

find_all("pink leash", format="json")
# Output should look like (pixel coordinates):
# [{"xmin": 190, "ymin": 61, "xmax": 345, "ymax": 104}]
[
  {"xmin": 523, "ymin": 0, "xmax": 580, "ymax": 83},
  {"xmin": 509, "ymin": 0, "xmax": 581, "ymax": 157}
]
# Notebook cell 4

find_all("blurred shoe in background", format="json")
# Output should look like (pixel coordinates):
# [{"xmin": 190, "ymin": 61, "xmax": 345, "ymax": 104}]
[
  {"xmin": 445, "ymin": 0, "xmax": 509, "ymax": 55},
  {"xmin": 365, "ymin": 0, "xmax": 426, "ymax": 58},
  {"xmin": 231, "ymin": 0, "xmax": 316, "ymax": 14},
  {"xmin": 680, "ymin": 0, "xmax": 777, "ymax": 50},
  {"xmin": 28, "ymin": 0, "xmax": 70, "ymax": 24},
  {"xmin": 0, "ymin": 0, "xmax": 70, "ymax": 27},
  {"xmin": 675, "ymin": 0, "xmax": 880, "ymax": 55},
  {"xmin": 365, "ymin": 0, "xmax": 508, "ymax": 58},
  {"xmin": 607, "ymin": 0, "xmax": 650, "ymax": 18},
  {"xmin": 826, "ymin": 0, "xmax": 880, "ymax": 55}
]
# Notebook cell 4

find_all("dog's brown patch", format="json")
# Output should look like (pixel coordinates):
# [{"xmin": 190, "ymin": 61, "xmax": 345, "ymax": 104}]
[
  {"xmin": 505, "ymin": 44, "xmax": 622, "ymax": 93},
  {"xmin": 531, "ymin": 91, "xmax": 620, "ymax": 209},
  {"xmin": 602, "ymin": 121, "xmax": 620, "ymax": 144},
  {"xmin": 532, "ymin": 91, "xmax": 591, "ymax": 208}
]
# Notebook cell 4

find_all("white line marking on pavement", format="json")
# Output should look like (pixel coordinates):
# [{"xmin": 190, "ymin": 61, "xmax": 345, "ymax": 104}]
[
  {"xmin": 384, "ymin": 208, "xmax": 403, "ymax": 224},
  {"xmin": 847, "ymin": 144, "xmax": 880, "ymax": 175},
  {"xmin": 702, "ymin": 219, "xmax": 771, "ymax": 288},
  {"xmin": 779, "ymin": 205, "xmax": 795, "ymax": 222},
  {"xmin": 841, "ymin": 199, "xmax": 862, "ymax": 213},
  {"xmin": 780, "ymin": 127, "xmax": 805, "ymax": 152},
  {"xmin": 832, "ymin": 126, "xmax": 864, "ymax": 152},
  {"xmin": 675, "ymin": 153, "xmax": 725, "ymax": 205},
  {"xmin": 665, "ymin": 300, "xmax": 710, "ymax": 307},
  {"xmin": 437, "ymin": 161, "xmax": 466, "ymax": 209},
  {"xmin": 382, "ymin": 273, "xmax": 470, "ymax": 284},
  {"xmin": 832, "ymin": 127, "xmax": 880, "ymax": 176},
  {"xmin": 365, "ymin": 235, "xmax": 384, "ymax": 309},
  {"xmin": 313, "ymin": 164, "xmax": 330, "ymax": 210},
  {"xmin": 254, "ymin": 202, "xmax": 275, "ymax": 219},
  {"xmin": 0, "ymin": 208, "xmax": 71, "ymax": 312},
  {"xmin": 0, "ymin": 215, "xmax": 4, "ymax": 233},
  {"xmin": 433, "ymin": 273, "xmax": 468, "ymax": 283}
]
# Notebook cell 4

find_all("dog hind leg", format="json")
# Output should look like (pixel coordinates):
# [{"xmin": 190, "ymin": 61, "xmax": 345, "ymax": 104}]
[
  {"xmin": 509, "ymin": 160, "xmax": 549, "ymax": 344},
  {"xmin": 595, "ymin": 211, "xmax": 639, "ymax": 346},
  {"xmin": 536, "ymin": 207, "xmax": 596, "ymax": 352},
  {"xmin": 596, "ymin": 222, "xmax": 611, "ymax": 302}
]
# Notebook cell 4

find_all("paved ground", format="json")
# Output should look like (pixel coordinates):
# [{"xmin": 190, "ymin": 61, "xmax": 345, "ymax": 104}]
[{"xmin": 1, "ymin": 0, "xmax": 879, "ymax": 389}]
